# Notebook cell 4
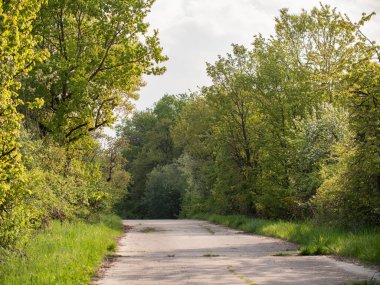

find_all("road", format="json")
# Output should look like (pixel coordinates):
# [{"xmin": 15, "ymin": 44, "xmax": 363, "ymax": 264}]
[{"xmin": 94, "ymin": 219, "xmax": 379, "ymax": 285}]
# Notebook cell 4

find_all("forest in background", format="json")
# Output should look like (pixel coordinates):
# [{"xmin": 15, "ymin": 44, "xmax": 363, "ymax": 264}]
[
  {"xmin": 119, "ymin": 4, "xmax": 380, "ymax": 228},
  {"xmin": 0, "ymin": 0, "xmax": 379, "ymax": 258}
]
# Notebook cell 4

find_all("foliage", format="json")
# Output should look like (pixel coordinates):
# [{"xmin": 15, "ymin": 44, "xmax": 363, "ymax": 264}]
[
  {"xmin": 118, "ymin": 94, "xmax": 188, "ymax": 217},
  {"xmin": 312, "ymin": 58, "xmax": 380, "ymax": 226},
  {"xmin": 312, "ymin": 139, "xmax": 380, "ymax": 226},
  {"xmin": 0, "ymin": 0, "xmax": 47, "ymax": 251},
  {"xmin": 0, "ymin": 215, "xmax": 123, "ymax": 285},
  {"xmin": 0, "ymin": 0, "xmax": 162, "ymax": 252},
  {"xmin": 25, "ymin": 133, "xmax": 130, "ymax": 219},
  {"xmin": 119, "ymin": 4, "xmax": 379, "ymax": 227},
  {"xmin": 169, "ymin": 4, "xmax": 380, "ymax": 226},
  {"xmin": 143, "ymin": 164, "xmax": 187, "ymax": 219},
  {"xmin": 177, "ymin": 154, "xmax": 215, "ymax": 216},
  {"xmin": 21, "ymin": 0, "xmax": 167, "ymax": 145}
]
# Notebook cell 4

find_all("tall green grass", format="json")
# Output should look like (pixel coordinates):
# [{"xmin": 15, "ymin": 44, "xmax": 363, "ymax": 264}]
[
  {"xmin": 0, "ymin": 214, "xmax": 123, "ymax": 285},
  {"xmin": 193, "ymin": 214, "xmax": 380, "ymax": 265}
]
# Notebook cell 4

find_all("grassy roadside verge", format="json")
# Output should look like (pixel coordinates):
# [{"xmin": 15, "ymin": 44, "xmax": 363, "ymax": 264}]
[
  {"xmin": 0, "ymin": 214, "xmax": 123, "ymax": 285},
  {"xmin": 192, "ymin": 213, "xmax": 380, "ymax": 265}
]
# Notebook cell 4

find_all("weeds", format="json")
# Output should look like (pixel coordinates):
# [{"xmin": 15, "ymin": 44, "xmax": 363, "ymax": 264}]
[
  {"xmin": 202, "ymin": 226, "xmax": 215, "ymax": 235},
  {"xmin": 139, "ymin": 227, "xmax": 158, "ymax": 233},
  {"xmin": 272, "ymin": 252, "xmax": 294, "ymax": 256}
]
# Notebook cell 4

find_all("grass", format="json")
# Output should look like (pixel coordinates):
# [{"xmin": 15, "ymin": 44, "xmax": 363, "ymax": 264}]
[
  {"xmin": 192, "ymin": 213, "xmax": 380, "ymax": 265},
  {"xmin": 348, "ymin": 281, "xmax": 380, "ymax": 285},
  {"xmin": 0, "ymin": 214, "xmax": 123, "ymax": 285},
  {"xmin": 202, "ymin": 225, "xmax": 215, "ymax": 235},
  {"xmin": 139, "ymin": 227, "xmax": 158, "ymax": 233},
  {"xmin": 272, "ymin": 252, "xmax": 294, "ymax": 256}
]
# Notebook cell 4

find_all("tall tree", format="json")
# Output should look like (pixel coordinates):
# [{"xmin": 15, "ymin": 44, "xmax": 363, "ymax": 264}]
[
  {"xmin": 202, "ymin": 45, "xmax": 260, "ymax": 214},
  {"xmin": 206, "ymin": 45, "xmax": 257, "ymax": 173},
  {"xmin": 22, "ymin": 0, "xmax": 167, "ymax": 145}
]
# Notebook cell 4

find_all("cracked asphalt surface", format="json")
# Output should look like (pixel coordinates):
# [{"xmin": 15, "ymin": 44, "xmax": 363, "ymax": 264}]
[{"xmin": 94, "ymin": 219, "xmax": 379, "ymax": 285}]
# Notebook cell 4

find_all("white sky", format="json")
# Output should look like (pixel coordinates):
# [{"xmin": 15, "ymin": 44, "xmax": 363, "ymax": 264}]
[{"xmin": 133, "ymin": 0, "xmax": 380, "ymax": 111}]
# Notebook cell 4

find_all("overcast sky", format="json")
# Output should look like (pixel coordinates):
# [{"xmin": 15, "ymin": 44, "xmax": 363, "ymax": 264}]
[{"xmin": 134, "ymin": 0, "xmax": 380, "ymax": 110}]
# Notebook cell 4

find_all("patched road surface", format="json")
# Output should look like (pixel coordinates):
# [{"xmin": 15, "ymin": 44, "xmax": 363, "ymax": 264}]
[{"xmin": 94, "ymin": 220, "xmax": 379, "ymax": 285}]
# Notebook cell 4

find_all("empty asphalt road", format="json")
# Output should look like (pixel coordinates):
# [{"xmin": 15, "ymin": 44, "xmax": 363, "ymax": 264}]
[{"xmin": 94, "ymin": 220, "xmax": 379, "ymax": 285}]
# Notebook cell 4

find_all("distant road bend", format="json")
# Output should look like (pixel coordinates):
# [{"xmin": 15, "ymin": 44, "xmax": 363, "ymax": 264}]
[{"xmin": 94, "ymin": 219, "xmax": 379, "ymax": 285}]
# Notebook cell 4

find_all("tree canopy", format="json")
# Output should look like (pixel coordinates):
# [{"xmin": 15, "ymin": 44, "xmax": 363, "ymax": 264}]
[{"xmin": 22, "ymin": 0, "xmax": 167, "ymax": 145}]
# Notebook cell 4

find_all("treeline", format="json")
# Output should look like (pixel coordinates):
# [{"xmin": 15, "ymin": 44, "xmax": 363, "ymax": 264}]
[
  {"xmin": 120, "ymin": 4, "xmax": 380, "ymax": 226},
  {"xmin": 0, "ymin": 0, "xmax": 166, "ymax": 253}
]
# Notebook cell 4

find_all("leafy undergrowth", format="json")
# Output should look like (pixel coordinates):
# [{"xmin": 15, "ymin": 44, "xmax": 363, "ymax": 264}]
[
  {"xmin": 192, "ymin": 214, "xmax": 380, "ymax": 265},
  {"xmin": 0, "ymin": 214, "xmax": 123, "ymax": 285}
]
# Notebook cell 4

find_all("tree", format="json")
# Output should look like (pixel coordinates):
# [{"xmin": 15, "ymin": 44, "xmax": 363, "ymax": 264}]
[
  {"xmin": 312, "ymin": 61, "xmax": 380, "ymax": 226},
  {"xmin": 22, "ymin": 0, "xmax": 167, "ymax": 145},
  {"xmin": 206, "ymin": 45, "xmax": 257, "ymax": 171},
  {"xmin": 0, "ymin": 0, "xmax": 47, "ymax": 249},
  {"xmin": 118, "ymin": 94, "xmax": 188, "ymax": 217},
  {"xmin": 274, "ymin": 4, "xmax": 369, "ymax": 104},
  {"xmin": 143, "ymin": 164, "xmax": 187, "ymax": 219},
  {"xmin": 102, "ymin": 136, "xmax": 128, "ymax": 182},
  {"xmin": 171, "ymin": 95, "xmax": 217, "ymax": 215},
  {"xmin": 201, "ymin": 45, "xmax": 261, "ymax": 214}
]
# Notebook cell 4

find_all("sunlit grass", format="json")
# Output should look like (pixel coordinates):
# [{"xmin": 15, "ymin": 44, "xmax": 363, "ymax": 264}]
[
  {"xmin": 0, "ymin": 214, "xmax": 123, "ymax": 285},
  {"xmin": 192, "ymin": 214, "xmax": 380, "ymax": 265}
]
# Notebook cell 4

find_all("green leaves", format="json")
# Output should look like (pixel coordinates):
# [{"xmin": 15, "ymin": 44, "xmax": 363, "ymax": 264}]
[
  {"xmin": 23, "ymin": 0, "xmax": 167, "ymax": 145},
  {"xmin": 143, "ymin": 164, "xmax": 187, "ymax": 219},
  {"xmin": 1, "ymin": 0, "xmax": 166, "ymax": 251},
  {"xmin": 0, "ymin": 0, "xmax": 47, "ymax": 250},
  {"xmin": 118, "ymin": 95, "xmax": 188, "ymax": 217},
  {"xmin": 171, "ymin": 4, "xmax": 380, "ymax": 224}
]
